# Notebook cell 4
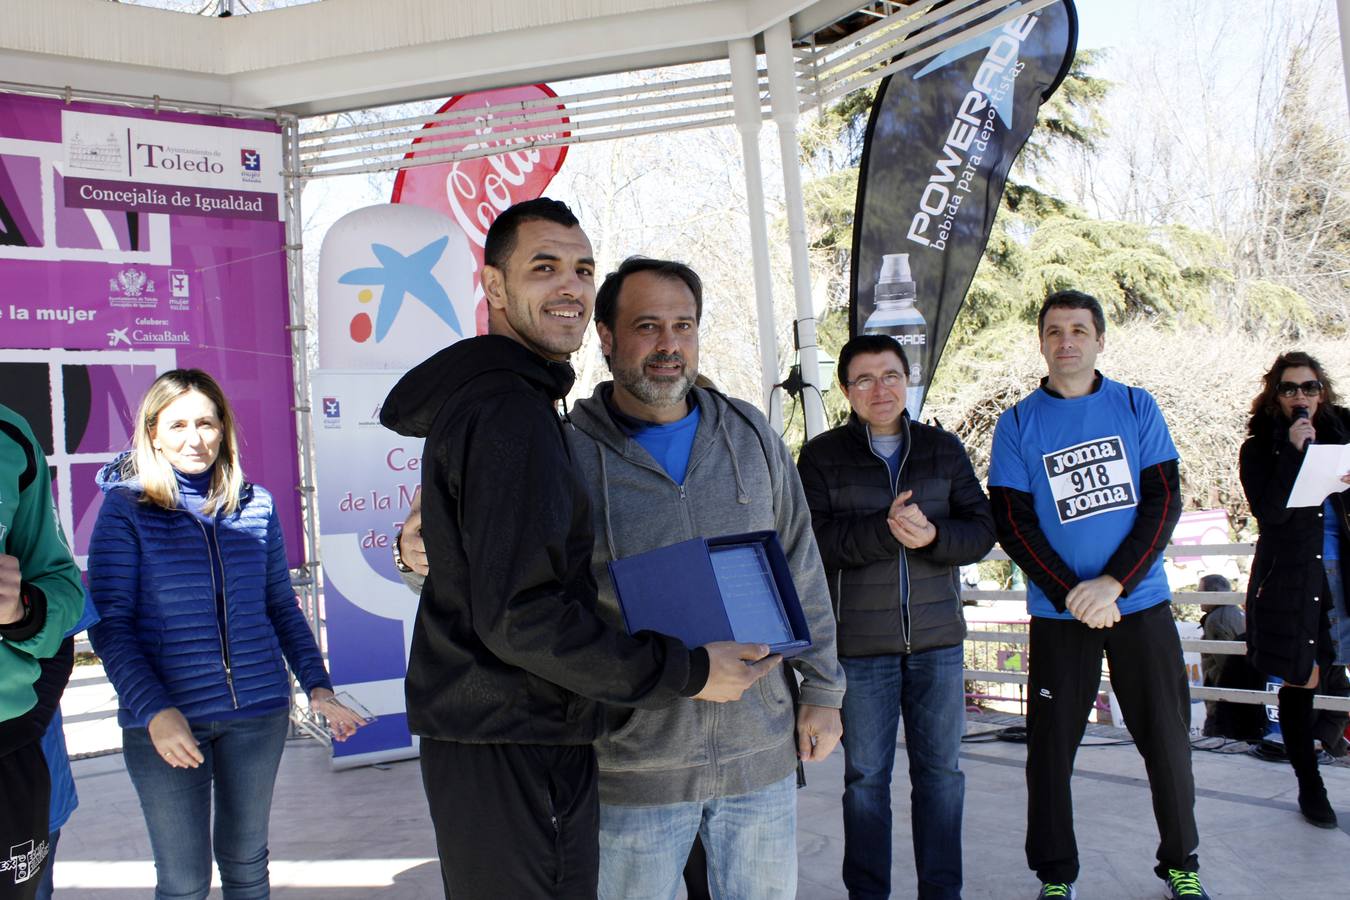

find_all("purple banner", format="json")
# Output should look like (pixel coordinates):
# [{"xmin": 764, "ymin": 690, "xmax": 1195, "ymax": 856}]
[
  {"xmin": 63, "ymin": 177, "xmax": 279, "ymax": 221},
  {"xmin": 0, "ymin": 91, "xmax": 303, "ymax": 567}
]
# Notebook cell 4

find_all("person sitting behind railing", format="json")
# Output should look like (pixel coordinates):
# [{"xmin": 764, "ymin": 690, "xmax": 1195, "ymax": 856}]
[
  {"xmin": 1195, "ymin": 574, "xmax": 1265, "ymax": 741},
  {"xmin": 1197, "ymin": 575, "xmax": 1241, "ymax": 730}
]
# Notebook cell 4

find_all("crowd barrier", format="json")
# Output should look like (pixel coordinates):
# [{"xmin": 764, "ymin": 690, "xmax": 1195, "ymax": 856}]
[
  {"xmin": 963, "ymin": 542, "xmax": 1350, "ymax": 716},
  {"xmin": 66, "ymin": 543, "xmax": 1350, "ymax": 750}
]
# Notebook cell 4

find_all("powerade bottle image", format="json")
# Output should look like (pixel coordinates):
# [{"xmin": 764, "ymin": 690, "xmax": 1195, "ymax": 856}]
[{"xmin": 862, "ymin": 253, "xmax": 927, "ymax": 418}]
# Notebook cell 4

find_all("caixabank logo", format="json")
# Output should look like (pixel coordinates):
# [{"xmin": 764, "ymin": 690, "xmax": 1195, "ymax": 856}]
[{"xmin": 317, "ymin": 204, "xmax": 477, "ymax": 370}]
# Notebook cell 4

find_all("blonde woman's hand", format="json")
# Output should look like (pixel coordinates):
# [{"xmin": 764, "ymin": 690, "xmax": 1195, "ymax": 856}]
[
  {"xmin": 309, "ymin": 687, "xmax": 368, "ymax": 741},
  {"xmin": 148, "ymin": 707, "xmax": 204, "ymax": 768}
]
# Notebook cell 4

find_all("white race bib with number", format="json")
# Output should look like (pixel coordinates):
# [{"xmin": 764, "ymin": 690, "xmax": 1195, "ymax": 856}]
[{"xmin": 1042, "ymin": 436, "xmax": 1137, "ymax": 524}]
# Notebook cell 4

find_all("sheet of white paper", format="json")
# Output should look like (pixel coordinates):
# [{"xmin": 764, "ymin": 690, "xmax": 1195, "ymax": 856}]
[{"xmin": 1287, "ymin": 443, "xmax": 1350, "ymax": 508}]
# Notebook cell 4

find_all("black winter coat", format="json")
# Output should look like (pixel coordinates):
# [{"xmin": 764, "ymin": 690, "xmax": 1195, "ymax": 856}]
[
  {"xmin": 1240, "ymin": 404, "xmax": 1350, "ymax": 683},
  {"xmin": 797, "ymin": 413, "xmax": 995, "ymax": 657},
  {"xmin": 381, "ymin": 335, "xmax": 691, "ymax": 745}
]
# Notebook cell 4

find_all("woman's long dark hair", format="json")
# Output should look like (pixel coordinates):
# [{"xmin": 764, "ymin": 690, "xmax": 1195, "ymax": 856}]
[{"xmin": 1247, "ymin": 351, "xmax": 1338, "ymax": 434}]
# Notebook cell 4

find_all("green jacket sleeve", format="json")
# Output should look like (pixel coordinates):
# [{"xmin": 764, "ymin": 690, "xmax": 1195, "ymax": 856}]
[{"xmin": 0, "ymin": 407, "xmax": 84, "ymax": 661}]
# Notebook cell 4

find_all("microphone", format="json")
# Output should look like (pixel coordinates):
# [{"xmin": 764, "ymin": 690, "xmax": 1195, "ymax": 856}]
[{"xmin": 1293, "ymin": 406, "xmax": 1312, "ymax": 451}]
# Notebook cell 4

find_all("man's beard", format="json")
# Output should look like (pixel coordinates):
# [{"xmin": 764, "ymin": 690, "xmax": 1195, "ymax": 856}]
[{"xmin": 613, "ymin": 351, "xmax": 696, "ymax": 408}]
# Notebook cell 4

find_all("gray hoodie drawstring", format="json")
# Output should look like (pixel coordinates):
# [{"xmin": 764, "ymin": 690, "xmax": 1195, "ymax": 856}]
[
  {"xmin": 596, "ymin": 446, "xmax": 620, "ymax": 559},
  {"xmin": 720, "ymin": 423, "xmax": 751, "ymax": 505}
]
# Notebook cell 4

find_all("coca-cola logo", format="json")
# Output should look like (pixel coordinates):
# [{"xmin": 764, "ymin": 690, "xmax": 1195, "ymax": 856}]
[{"xmin": 391, "ymin": 86, "xmax": 569, "ymax": 334}]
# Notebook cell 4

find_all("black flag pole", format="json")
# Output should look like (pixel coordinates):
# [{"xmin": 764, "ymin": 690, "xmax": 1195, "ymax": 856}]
[{"xmin": 850, "ymin": 0, "xmax": 1078, "ymax": 419}]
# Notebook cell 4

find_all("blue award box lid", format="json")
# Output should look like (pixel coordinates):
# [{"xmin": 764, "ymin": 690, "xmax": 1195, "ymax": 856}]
[{"xmin": 606, "ymin": 530, "xmax": 812, "ymax": 657}]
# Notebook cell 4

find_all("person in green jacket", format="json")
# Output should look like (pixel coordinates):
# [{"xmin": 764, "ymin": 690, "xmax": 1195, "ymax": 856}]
[{"xmin": 1, "ymin": 403, "xmax": 84, "ymax": 900}]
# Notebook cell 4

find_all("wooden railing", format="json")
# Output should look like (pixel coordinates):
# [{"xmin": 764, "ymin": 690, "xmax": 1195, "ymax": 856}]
[{"xmin": 962, "ymin": 542, "xmax": 1350, "ymax": 714}]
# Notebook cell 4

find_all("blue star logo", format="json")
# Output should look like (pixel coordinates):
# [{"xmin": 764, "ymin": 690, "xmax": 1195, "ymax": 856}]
[
  {"xmin": 911, "ymin": 1, "xmax": 1028, "ymax": 128},
  {"xmin": 338, "ymin": 236, "xmax": 462, "ymax": 342}
]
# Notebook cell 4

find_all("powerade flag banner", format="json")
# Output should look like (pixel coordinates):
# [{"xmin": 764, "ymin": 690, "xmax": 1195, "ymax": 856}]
[{"xmin": 850, "ymin": 0, "xmax": 1076, "ymax": 418}]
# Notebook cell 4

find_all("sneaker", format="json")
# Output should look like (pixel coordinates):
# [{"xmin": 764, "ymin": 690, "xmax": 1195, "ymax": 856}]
[
  {"xmin": 1037, "ymin": 884, "xmax": 1076, "ymax": 899},
  {"xmin": 1162, "ymin": 869, "xmax": 1211, "ymax": 899}
]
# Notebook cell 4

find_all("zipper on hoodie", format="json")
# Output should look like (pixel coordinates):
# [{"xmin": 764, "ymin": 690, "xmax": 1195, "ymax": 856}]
[
  {"xmin": 867, "ymin": 421, "xmax": 914, "ymax": 652},
  {"xmin": 192, "ymin": 515, "xmax": 239, "ymax": 709},
  {"xmin": 834, "ymin": 569, "xmax": 844, "ymax": 623}
]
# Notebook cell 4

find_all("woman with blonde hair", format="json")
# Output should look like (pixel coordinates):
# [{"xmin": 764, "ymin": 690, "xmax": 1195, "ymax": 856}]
[{"xmin": 88, "ymin": 368, "xmax": 363, "ymax": 899}]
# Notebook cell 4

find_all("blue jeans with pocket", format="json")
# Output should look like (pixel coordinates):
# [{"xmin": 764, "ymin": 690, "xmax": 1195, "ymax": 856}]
[
  {"xmin": 597, "ymin": 773, "xmax": 798, "ymax": 900},
  {"xmin": 840, "ymin": 646, "xmax": 966, "ymax": 899},
  {"xmin": 122, "ymin": 709, "xmax": 289, "ymax": 900}
]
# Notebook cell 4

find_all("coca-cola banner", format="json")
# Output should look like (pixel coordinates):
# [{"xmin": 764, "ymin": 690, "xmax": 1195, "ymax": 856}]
[
  {"xmin": 850, "ymin": 1, "xmax": 1077, "ymax": 417},
  {"xmin": 392, "ymin": 85, "xmax": 569, "ymax": 335},
  {"xmin": 0, "ymin": 91, "xmax": 302, "ymax": 566}
]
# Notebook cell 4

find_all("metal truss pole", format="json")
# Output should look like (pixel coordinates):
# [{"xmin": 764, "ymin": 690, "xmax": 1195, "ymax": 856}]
[
  {"xmin": 281, "ymin": 117, "xmax": 321, "ymax": 652},
  {"xmin": 729, "ymin": 38, "xmax": 783, "ymax": 428},
  {"xmin": 1339, "ymin": 0, "xmax": 1350, "ymax": 125},
  {"xmin": 764, "ymin": 19, "xmax": 827, "ymax": 439}
]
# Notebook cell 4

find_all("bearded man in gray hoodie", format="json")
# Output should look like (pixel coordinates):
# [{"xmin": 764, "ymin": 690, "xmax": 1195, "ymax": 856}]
[{"xmin": 564, "ymin": 256, "xmax": 846, "ymax": 900}]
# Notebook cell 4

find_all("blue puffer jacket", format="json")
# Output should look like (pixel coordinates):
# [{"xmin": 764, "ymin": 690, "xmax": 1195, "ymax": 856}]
[{"xmin": 88, "ymin": 457, "xmax": 331, "ymax": 728}]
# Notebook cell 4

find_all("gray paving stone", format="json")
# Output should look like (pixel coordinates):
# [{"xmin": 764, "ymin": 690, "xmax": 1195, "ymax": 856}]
[{"xmin": 49, "ymin": 714, "xmax": 1349, "ymax": 897}]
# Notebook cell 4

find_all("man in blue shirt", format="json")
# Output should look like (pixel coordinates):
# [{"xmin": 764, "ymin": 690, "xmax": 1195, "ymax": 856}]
[
  {"xmin": 988, "ymin": 291, "xmax": 1208, "ymax": 900},
  {"xmin": 566, "ymin": 257, "xmax": 846, "ymax": 900}
]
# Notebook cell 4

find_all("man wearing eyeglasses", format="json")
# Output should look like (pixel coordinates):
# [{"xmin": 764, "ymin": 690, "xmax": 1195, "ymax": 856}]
[
  {"xmin": 797, "ymin": 333, "xmax": 994, "ymax": 900},
  {"xmin": 987, "ymin": 290, "xmax": 1208, "ymax": 900}
]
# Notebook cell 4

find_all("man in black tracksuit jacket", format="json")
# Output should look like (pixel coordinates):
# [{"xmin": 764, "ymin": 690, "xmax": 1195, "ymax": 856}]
[
  {"xmin": 379, "ymin": 199, "xmax": 776, "ymax": 899},
  {"xmin": 798, "ymin": 334, "xmax": 994, "ymax": 900}
]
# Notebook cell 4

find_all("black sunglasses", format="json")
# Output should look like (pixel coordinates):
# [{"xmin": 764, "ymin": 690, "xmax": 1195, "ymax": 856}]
[{"xmin": 1276, "ymin": 380, "xmax": 1323, "ymax": 398}]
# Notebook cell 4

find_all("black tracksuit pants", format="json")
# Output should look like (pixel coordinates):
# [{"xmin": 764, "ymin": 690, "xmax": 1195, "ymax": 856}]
[
  {"xmin": 1026, "ymin": 601, "xmax": 1199, "ymax": 884},
  {"xmin": 420, "ymin": 738, "xmax": 599, "ymax": 899},
  {"xmin": 0, "ymin": 742, "xmax": 50, "ymax": 900}
]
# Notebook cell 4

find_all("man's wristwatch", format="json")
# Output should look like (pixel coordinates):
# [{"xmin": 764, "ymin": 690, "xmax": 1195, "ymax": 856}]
[{"xmin": 391, "ymin": 532, "xmax": 414, "ymax": 574}]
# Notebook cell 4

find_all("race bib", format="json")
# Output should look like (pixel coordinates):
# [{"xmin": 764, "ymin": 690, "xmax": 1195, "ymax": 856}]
[{"xmin": 1042, "ymin": 436, "xmax": 1137, "ymax": 524}]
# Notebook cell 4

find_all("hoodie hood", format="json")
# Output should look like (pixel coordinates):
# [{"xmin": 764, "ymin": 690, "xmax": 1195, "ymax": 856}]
[
  {"xmin": 380, "ymin": 334, "xmax": 577, "ymax": 438},
  {"xmin": 571, "ymin": 383, "xmax": 756, "ymax": 562},
  {"xmin": 94, "ymin": 452, "xmax": 253, "ymax": 510},
  {"xmin": 96, "ymin": 452, "xmax": 141, "ymax": 495},
  {"xmin": 570, "ymin": 383, "xmax": 735, "ymax": 463}
]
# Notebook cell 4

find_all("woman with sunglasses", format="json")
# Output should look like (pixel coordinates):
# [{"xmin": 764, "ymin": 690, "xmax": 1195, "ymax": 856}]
[{"xmin": 1239, "ymin": 351, "xmax": 1350, "ymax": 828}]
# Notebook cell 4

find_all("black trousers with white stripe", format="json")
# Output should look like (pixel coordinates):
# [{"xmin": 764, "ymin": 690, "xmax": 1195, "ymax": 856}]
[
  {"xmin": 0, "ymin": 741, "xmax": 49, "ymax": 900},
  {"xmin": 1025, "ymin": 601, "xmax": 1199, "ymax": 884}
]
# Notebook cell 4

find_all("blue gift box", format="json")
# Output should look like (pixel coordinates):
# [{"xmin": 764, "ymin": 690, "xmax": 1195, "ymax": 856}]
[{"xmin": 606, "ymin": 530, "xmax": 812, "ymax": 657}]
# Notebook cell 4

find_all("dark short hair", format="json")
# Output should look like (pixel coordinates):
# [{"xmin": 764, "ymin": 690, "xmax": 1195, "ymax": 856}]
[
  {"xmin": 1038, "ymin": 289, "xmax": 1106, "ymax": 337},
  {"xmin": 482, "ymin": 197, "xmax": 580, "ymax": 270},
  {"xmin": 1247, "ymin": 350, "xmax": 1338, "ymax": 429},
  {"xmin": 1198, "ymin": 574, "xmax": 1232, "ymax": 592},
  {"xmin": 594, "ymin": 256, "xmax": 703, "ymax": 332},
  {"xmin": 837, "ymin": 334, "xmax": 910, "ymax": 386}
]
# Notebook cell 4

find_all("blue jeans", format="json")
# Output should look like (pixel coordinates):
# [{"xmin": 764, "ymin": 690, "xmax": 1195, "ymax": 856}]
[
  {"xmin": 597, "ymin": 773, "xmax": 797, "ymax": 900},
  {"xmin": 1326, "ymin": 561, "xmax": 1349, "ymax": 665},
  {"xmin": 122, "ymin": 709, "xmax": 289, "ymax": 900},
  {"xmin": 840, "ymin": 646, "xmax": 966, "ymax": 900}
]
